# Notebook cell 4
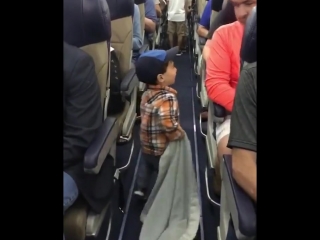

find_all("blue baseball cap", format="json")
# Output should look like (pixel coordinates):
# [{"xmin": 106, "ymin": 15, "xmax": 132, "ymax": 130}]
[{"xmin": 135, "ymin": 47, "xmax": 179, "ymax": 85}]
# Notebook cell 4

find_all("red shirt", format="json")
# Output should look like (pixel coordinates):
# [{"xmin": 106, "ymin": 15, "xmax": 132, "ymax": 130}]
[{"xmin": 205, "ymin": 21, "xmax": 244, "ymax": 112}]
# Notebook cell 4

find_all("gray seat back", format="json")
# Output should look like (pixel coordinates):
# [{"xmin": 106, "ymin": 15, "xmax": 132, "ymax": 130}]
[
  {"xmin": 210, "ymin": 0, "xmax": 223, "ymax": 23},
  {"xmin": 207, "ymin": 0, "xmax": 235, "ymax": 39},
  {"xmin": 241, "ymin": 6, "xmax": 256, "ymax": 64},
  {"xmin": 64, "ymin": 0, "xmax": 111, "ymax": 116},
  {"xmin": 107, "ymin": 0, "xmax": 134, "ymax": 78}
]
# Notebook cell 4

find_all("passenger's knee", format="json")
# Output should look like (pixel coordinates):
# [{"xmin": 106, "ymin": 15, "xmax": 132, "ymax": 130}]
[{"xmin": 63, "ymin": 172, "xmax": 79, "ymax": 212}]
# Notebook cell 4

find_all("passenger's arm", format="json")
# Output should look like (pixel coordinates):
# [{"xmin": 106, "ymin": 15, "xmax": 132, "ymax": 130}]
[
  {"xmin": 227, "ymin": 66, "xmax": 257, "ymax": 202},
  {"xmin": 184, "ymin": 0, "xmax": 191, "ymax": 16},
  {"xmin": 205, "ymin": 30, "xmax": 235, "ymax": 112},
  {"xmin": 197, "ymin": 26, "xmax": 209, "ymax": 38},
  {"xmin": 159, "ymin": 95, "xmax": 185, "ymax": 141},
  {"xmin": 145, "ymin": 18, "xmax": 156, "ymax": 33},
  {"xmin": 133, "ymin": 5, "xmax": 143, "ymax": 51},
  {"xmin": 202, "ymin": 40, "xmax": 211, "ymax": 62},
  {"xmin": 232, "ymin": 149, "xmax": 256, "ymax": 201},
  {"xmin": 154, "ymin": 0, "xmax": 162, "ymax": 17},
  {"xmin": 156, "ymin": 5, "xmax": 162, "ymax": 17},
  {"xmin": 197, "ymin": 0, "xmax": 211, "ymax": 38},
  {"xmin": 160, "ymin": 0, "xmax": 166, "ymax": 10},
  {"xmin": 145, "ymin": 0, "xmax": 157, "ymax": 33},
  {"xmin": 64, "ymin": 54, "xmax": 102, "ymax": 168},
  {"xmin": 155, "ymin": 5, "xmax": 162, "ymax": 17}
]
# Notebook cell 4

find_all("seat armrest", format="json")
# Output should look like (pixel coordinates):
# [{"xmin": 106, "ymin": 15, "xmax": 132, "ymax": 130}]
[
  {"xmin": 213, "ymin": 103, "xmax": 226, "ymax": 118},
  {"xmin": 199, "ymin": 36, "xmax": 207, "ymax": 46},
  {"xmin": 194, "ymin": 14, "xmax": 199, "ymax": 23},
  {"xmin": 139, "ymin": 44, "xmax": 149, "ymax": 55},
  {"xmin": 223, "ymin": 155, "xmax": 256, "ymax": 239},
  {"xmin": 84, "ymin": 117, "xmax": 118, "ymax": 174},
  {"xmin": 120, "ymin": 68, "xmax": 138, "ymax": 100}
]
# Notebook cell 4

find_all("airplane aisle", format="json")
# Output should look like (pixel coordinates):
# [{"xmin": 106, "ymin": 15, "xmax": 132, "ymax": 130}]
[{"xmin": 106, "ymin": 49, "xmax": 220, "ymax": 240}]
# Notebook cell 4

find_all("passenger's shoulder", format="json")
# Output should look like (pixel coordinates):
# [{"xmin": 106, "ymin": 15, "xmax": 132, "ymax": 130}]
[
  {"xmin": 215, "ymin": 21, "xmax": 242, "ymax": 36},
  {"xmin": 64, "ymin": 42, "xmax": 94, "ymax": 79},
  {"xmin": 239, "ymin": 62, "xmax": 257, "ymax": 93},
  {"xmin": 153, "ymin": 91, "xmax": 177, "ymax": 109},
  {"xmin": 241, "ymin": 62, "xmax": 257, "ymax": 82},
  {"xmin": 64, "ymin": 42, "xmax": 91, "ymax": 65},
  {"xmin": 162, "ymin": 92, "xmax": 177, "ymax": 101},
  {"xmin": 157, "ymin": 92, "xmax": 177, "ymax": 110}
]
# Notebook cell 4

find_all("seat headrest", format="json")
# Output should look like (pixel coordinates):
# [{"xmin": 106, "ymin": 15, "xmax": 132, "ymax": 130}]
[
  {"xmin": 134, "ymin": 0, "xmax": 145, "ymax": 4},
  {"xmin": 106, "ymin": 0, "xmax": 134, "ymax": 21},
  {"xmin": 63, "ymin": 0, "xmax": 111, "ymax": 48},
  {"xmin": 211, "ymin": 0, "xmax": 223, "ymax": 12},
  {"xmin": 207, "ymin": 0, "xmax": 236, "ymax": 39},
  {"xmin": 240, "ymin": 7, "xmax": 256, "ymax": 63}
]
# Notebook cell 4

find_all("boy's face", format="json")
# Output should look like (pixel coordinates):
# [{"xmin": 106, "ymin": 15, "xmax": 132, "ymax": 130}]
[{"xmin": 157, "ymin": 61, "xmax": 177, "ymax": 86}]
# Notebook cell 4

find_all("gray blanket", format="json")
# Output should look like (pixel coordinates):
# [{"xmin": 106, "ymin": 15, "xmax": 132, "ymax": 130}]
[{"xmin": 140, "ymin": 136, "xmax": 200, "ymax": 240}]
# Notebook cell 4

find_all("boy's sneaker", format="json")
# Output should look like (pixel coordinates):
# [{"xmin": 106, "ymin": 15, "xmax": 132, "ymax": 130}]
[
  {"xmin": 176, "ymin": 50, "xmax": 183, "ymax": 56},
  {"xmin": 134, "ymin": 189, "xmax": 147, "ymax": 200},
  {"xmin": 134, "ymin": 190, "xmax": 145, "ymax": 197}
]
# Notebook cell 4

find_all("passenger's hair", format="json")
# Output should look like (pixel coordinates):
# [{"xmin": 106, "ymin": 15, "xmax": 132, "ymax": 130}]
[
  {"xmin": 159, "ymin": 61, "xmax": 170, "ymax": 75},
  {"xmin": 149, "ymin": 61, "xmax": 170, "ymax": 85}
]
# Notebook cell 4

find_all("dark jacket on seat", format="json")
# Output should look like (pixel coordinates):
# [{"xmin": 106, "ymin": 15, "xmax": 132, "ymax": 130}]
[{"xmin": 63, "ymin": 42, "xmax": 114, "ymax": 213}]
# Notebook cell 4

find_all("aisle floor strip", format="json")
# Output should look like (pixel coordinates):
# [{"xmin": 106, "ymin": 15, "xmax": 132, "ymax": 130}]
[
  {"xmin": 188, "ymin": 39, "xmax": 205, "ymax": 240},
  {"xmin": 118, "ymin": 150, "xmax": 142, "ymax": 240},
  {"xmin": 118, "ymin": 41, "xmax": 203, "ymax": 240}
]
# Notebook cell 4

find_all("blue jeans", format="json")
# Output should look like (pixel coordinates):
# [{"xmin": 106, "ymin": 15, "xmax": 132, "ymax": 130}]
[
  {"xmin": 64, "ymin": 172, "xmax": 78, "ymax": 240},
  {"xmin": 63, "ymin": 172, "xmax": 79, "ymax": 213},
  {"xmin": 136, "ymin": 153, "xmax": 160, "ymax": 190}
]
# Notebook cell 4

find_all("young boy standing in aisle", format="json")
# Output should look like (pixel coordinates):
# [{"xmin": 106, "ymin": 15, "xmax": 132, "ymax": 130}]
[{"xmin": 134, "ymin": 47, "xmax": 186, "ymax": 198}]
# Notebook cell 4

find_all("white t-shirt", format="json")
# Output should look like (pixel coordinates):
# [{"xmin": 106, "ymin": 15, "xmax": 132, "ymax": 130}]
[{"xmin": 167, "ymin": 0, "xmax": 186, "ymax": 22}]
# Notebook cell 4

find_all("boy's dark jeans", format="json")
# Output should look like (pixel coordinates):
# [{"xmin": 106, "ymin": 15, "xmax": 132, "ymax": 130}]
[{"xmin": 136, "ymin": 153, "xmax": 161, "ymax": 191}]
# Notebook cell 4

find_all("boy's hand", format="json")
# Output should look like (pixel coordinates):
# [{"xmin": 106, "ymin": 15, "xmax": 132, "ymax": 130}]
[{"xmin": 178, "ymin": 126, "xmax": 186, "ymax": 139}]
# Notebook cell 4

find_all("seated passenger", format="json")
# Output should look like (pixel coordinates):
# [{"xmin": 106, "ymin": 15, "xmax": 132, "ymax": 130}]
[
  {"xmin": 63, "ymin": 42, "xmax": 102, "ymax": 213},
  {"xmin": 132, "ymin": 4, "xmax": 143, "ymax": 63},
  {"xmin": 144, "ymin": 0, "xmax": 158, "ymax": 42},
  {"xmin": 133, "ymin": 47, "xmax": 186, "ymax": 198},
  {"xmin": 204, "ymin": 0, "xmax": 256, "ymax": 195},
  {"xmin": 197, "ymin": 0, "xmax": 212, "ymax": 38},
  {"xmin": 228, "ymin": 62, "xmax": 256, "ymax": 202}
]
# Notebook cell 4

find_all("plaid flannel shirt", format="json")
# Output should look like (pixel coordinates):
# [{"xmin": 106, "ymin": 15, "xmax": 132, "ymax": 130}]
[{"xmin": 140, "ymin": 85, "xmax": 185, "ymax": 156}]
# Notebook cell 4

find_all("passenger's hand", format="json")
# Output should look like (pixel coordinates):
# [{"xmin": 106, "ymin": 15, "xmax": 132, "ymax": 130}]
[{"xmin": 180, "ymin": 128, "xmax": 186, "ymax": 139}]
